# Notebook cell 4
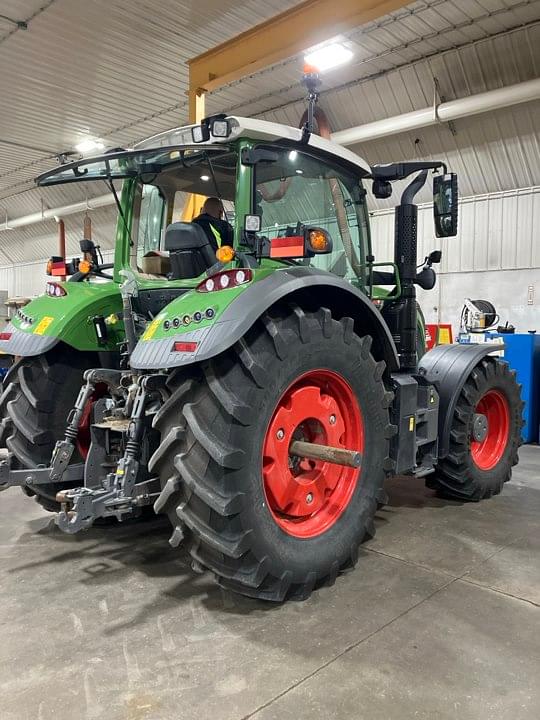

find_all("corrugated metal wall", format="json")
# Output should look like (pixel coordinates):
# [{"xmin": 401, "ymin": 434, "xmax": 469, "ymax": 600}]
[
  {"xmin": 369, "ymin": 186, "xmax": 540, "ymax": 335},
  {"xmin": 0, "ymin": 249, "xmax": 114, "ymax": 300},
  {"xmin": 369, "ymin": 185, "xmax": 540, "ymax": 272}
]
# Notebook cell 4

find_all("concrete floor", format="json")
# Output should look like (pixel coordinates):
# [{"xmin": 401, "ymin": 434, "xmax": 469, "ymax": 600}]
[{"xmin": 1, "ymin": 447, "xmax": 539, "ymax": 720}]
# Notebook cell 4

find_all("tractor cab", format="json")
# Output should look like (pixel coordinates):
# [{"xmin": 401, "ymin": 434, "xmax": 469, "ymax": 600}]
[{"xmin": 33, "ymin": 117, "xmax": 381, "ymax": 339}]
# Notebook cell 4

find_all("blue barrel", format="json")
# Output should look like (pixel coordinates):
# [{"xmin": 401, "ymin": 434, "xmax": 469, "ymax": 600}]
[{"xmin": 491, "ymin": 333, "xmax": 540, "ymax": 443}]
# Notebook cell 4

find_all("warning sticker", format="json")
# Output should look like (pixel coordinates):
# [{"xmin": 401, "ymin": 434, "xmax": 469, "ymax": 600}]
[
  {"xmin": 33, "ymin": 316, "xmax": 54, "ymax": 335},
  {"xmin": 142, "ymin": 317, "xmax": 161, "ymax": 341}
]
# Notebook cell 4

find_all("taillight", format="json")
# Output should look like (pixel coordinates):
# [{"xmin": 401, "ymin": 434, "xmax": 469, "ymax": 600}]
[
  {"xmin": 46, "ymin": 257, "xmax": 66, "ymax": 276},
  {"xmin": 0, "ymin": 332, "xmax": 12, "ymax": 341},
  {"xmin": 46, "ymin": 282, "xmax": 67, "ymax": 297},
  {"xmin": 197, "ymin": 269, "xmax": 253, "ymax": 293},
  {"xmin": 172, "ymin": 341, "xmax": 198, "ymax": 353}
]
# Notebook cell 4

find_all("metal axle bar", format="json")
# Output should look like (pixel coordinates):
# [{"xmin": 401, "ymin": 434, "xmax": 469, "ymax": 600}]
[{"xmin": 289, "ymin": 441, "xmax": 362, "ymax": 468}]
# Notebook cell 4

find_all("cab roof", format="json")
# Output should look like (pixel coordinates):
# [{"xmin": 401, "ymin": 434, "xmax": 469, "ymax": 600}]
[{"xmin": 135, "ymin": 116, "xmax": 372, "ymax": 176}]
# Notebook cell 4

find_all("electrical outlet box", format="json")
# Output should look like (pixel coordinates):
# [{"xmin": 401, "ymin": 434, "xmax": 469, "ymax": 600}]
[{"xmin": 527, "ymin": 285, "xmax": 534, "ymax": 305}]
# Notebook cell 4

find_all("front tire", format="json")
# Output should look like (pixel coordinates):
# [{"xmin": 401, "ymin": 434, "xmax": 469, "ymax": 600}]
[
  {"xmin": 151, "ymin": 305, "xmax": 394, "ymax": 601},
  {"xmin": 432, "ymin": 357, "xmax": 523, "ymax": 500}
]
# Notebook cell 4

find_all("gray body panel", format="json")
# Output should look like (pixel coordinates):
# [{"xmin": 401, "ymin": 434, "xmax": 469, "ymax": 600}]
[
  {"xmin": 0, "ymin": 324, "xmax": 58, "ymax": 357},
  {"xmin": 419, "ymin": 342, "xmax": 505, "ymax": 459},
  {"xmin": 130, "ymin": 267, "xmax": 400, "ymax": 371}
]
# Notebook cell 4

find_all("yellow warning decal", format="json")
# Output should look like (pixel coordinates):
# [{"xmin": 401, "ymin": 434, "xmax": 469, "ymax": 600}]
[
  {"xmin": 409, "ymin": 416, "xmax": 415, "ymax": 432},
  {"xmin": 33, "ymin": 316, "xmax": 54, "ymax": 335},
  {"xmin": 142, "ymin": 317, "xmax": 161, "ymax": 340}
]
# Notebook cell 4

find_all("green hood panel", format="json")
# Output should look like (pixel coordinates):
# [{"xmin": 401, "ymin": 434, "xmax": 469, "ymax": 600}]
[
  {"xmin": 11, "ymin": 281, "xmax": 124, "ymax": 351},
  {"xmin": 140, "ymin": 268, "xmax": 276, "ymax": 342}
]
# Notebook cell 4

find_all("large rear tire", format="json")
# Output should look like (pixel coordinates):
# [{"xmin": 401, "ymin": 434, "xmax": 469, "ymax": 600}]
[
  {"xmin": 431, "ymin": 357, "xmax": 523, "ymax": 501},
  {"xmin": 0, "ymin": 345, "xmax": 97, "ymax": 511},
  {"xmin": 151, "ymin": 305, "xmax": 394, "ymax": 601}
]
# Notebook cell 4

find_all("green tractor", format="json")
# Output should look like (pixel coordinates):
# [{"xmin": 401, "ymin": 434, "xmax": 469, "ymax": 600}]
[{"xmin": 0, "ymin": 82, "xmax": 522, "ymax": 601}]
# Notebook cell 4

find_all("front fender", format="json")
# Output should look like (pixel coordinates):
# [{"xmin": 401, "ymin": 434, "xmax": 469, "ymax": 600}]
[
  {"xmin": 0, "ymin": 282, "xmax": 123, "ymax": 356},
  {"xmin": 419, "ymin": 342, "xmax": 505, "ymax": 459},
  {"xmin": 130, "ymin": 267, "xmax": 399, "ymax": 371}
]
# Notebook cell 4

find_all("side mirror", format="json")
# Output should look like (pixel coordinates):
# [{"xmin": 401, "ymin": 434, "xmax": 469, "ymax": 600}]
[
  {"xmin": 372, "ymin": 179, "xmax": 392, "ymax": 199},
  {"xmin": 428, "ymin": 249, "xmax": 442, "ymax": 265},
  {"xmin": 433, "ymin": 173, "xmax": 458, "ymax": 237}
]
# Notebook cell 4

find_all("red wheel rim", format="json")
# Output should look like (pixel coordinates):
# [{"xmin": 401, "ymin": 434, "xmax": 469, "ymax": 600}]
[
  {"xmin": 471, "ymin": 389, "xmax": 510, "ymax": 471},
  {"xmin": 262, "ymin": 369, "xmax": 364, "ymax": 538}
]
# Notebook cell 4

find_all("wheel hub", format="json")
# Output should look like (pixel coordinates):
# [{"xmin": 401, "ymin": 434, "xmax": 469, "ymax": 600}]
[
  {"xmin": 472, "ymin": 413, "xmax": 488, "ymax": 442},
  {"xmin": 470, "ymin": 389, "xmax": 510, "ymax": 471},
  {"xmin": 262, "ymin": 369, "xmax": 363, "ymax": 538}
]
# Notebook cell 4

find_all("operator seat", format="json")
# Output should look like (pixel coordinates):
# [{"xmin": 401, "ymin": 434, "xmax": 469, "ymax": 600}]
[{"xmin": 164, "ymin": 222, "xmax": 217, "ymax": 280}]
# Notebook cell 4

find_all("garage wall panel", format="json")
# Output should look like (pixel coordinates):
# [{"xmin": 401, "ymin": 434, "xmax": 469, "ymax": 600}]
[
  {"xmin": 0, "ymin": 250, "xmax": 114, "ymax": 300},
  {"xmin": 370, "ymin": 186, "xmax": 540, "ymax": 272}
]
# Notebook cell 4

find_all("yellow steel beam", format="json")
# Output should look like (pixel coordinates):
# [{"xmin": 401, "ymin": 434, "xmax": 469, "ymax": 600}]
[
  {"xmin": 188, "ymin": 0, "xmax": 411, "ymax": 102},
  {"xmin": 188, "ymin": 89, "xmax": 206, "ymax": 124}
]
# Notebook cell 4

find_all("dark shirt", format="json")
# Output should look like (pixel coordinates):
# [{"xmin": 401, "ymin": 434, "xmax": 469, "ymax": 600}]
[{"xmin": 193, "ymin": 213, "xmax": 234, "ymax": 251}]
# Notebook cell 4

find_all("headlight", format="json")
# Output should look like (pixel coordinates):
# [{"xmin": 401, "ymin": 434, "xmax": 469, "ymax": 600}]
[{"xmin": 211, "ymin": 119, "xmax": 230, "ymax": 138}]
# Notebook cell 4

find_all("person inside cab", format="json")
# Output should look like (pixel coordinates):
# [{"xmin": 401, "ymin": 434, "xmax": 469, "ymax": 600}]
[{"xmin": 192, "ymin": 197, "xmax": 234, "ymax": 251}]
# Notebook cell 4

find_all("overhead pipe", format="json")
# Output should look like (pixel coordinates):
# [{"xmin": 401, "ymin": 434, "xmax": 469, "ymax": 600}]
[
  {"xmin": 331, "ymin": 78, "xmax": 540, "ymax": 146},
  {"xmin": 0, "ymin": 193, "xmax": 115, "ymax": 233}
]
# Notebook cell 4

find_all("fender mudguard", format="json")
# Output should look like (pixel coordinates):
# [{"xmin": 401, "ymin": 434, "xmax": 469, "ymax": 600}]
[
  {"xmin": 0, "ymin": 282, "xmax": 123, "ymax": 357},
  {"xmin": 0, "ymin": 323, "xmax": 58, "ymax": 357},
  {"xmin": 419, "ymin": 342, "xmax": 505, "ymax": 459},
  {"xmin": 130, "ymin": 267, "xmax": 400, "ymax": 372}
]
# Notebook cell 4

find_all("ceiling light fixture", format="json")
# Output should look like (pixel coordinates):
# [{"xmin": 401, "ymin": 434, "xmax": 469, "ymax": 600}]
[
  {"xmin": 304, "ymin": 42, "xmax": 353, "ymax": 72},
  {"xmin": 75, "ymin": 138, "xmax": 105, "ymax": 155},
  {"xmin": 200, "ymin": 174, "xmax": 210, "ymax": 181}
]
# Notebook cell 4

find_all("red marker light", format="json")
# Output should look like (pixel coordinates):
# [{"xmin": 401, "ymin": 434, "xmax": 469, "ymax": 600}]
[
  {"xmin": 269, "ymin": 236, "xmax": 305, "ymax": 258},
  {"xmin": 173, "ymin": 341, "xmax": 198, "ymax": 353},
  {"xmin": 0, "ymin": 332, "xmax": 12, "ymax": 341}
]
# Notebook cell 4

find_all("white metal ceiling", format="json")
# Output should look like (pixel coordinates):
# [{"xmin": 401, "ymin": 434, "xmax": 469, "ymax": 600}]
[{"xmin": 0, "ymin": 0, "xmax": 539, "ymax": 263}]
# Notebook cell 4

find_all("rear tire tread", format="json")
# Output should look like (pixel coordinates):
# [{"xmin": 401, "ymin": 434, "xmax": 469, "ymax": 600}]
[{"xmin": 152, "ymin": 306, "xmax": 392, "ymax": 601}]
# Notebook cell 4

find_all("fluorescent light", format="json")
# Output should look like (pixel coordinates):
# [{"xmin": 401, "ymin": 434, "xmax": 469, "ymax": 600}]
[
  {"xmin": 75, "ymin": 138, "xmax": 105, "ymax": 154},
  {"xmin": 304, "ymin": 43, "xmax": 353, "ymax": 72}
]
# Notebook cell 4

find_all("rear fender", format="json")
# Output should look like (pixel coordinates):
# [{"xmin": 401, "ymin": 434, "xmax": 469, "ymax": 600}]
[
  {"xmin": 130, "ymin": 267, "xmax": 399, "ymax": 372},
  {"xmin": 419, "ymin": 343, "xmax": 504, "ymax": 459},
  {"xmin": 0, "ymin": 282, "xmax": 123, "ymax": 356}
]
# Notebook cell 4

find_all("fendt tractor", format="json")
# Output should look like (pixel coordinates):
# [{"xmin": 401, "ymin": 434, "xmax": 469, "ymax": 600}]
[{"xmin": 0, "ymin": 74, "xmax": 522, "ymax": 601}]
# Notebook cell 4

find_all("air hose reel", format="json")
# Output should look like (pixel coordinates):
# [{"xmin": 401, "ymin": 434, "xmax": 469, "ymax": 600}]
[{"xmin": 461, "ymin": 298, "xmax": 499, "ymax": 333}]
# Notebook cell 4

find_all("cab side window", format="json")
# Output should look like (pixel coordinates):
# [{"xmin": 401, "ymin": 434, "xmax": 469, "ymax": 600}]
[{"xmin": 256, "ymin": 147, "xmax": 368, "ymax": 283}]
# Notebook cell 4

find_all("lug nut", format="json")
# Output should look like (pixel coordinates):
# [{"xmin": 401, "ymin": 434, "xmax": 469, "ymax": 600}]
[
  {"xmin": 306, "ymin": 493, "xmax": 313, "ymax": 504},
  {"xmin": 276, "ymin": 428, "xmax": 285, "ymax": 440},
  {"xmin": 329, "ymin": 414, "xmax": 336, "ymax": 425}
]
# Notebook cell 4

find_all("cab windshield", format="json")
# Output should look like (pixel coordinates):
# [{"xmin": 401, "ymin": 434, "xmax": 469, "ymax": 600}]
[
  {"xmin": 37, "ymin": 145, "xmax": 238, "ymax": 270},
  {"xmin": 254, "ymin": 146, "xmax": 370, "ymax": 283}
]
